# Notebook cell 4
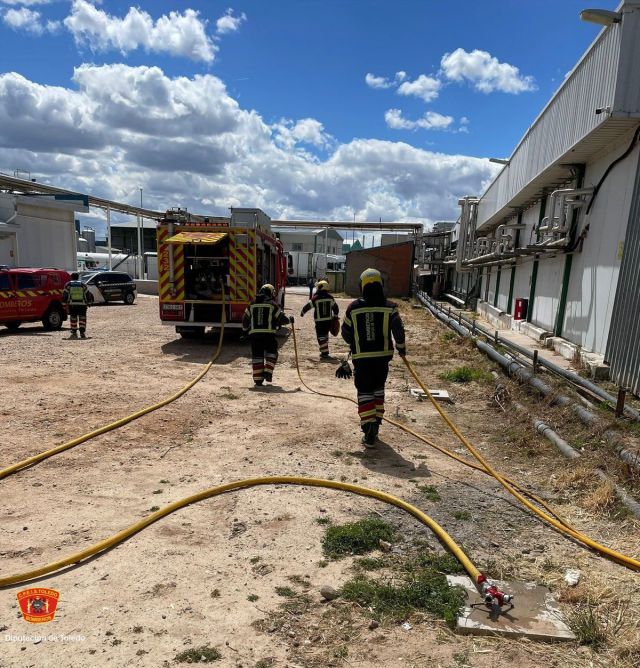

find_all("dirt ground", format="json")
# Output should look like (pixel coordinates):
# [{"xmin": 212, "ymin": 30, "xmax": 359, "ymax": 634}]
[{"xmin": 1, "ymin": 292, "xmax": 639, "ymax": 668}]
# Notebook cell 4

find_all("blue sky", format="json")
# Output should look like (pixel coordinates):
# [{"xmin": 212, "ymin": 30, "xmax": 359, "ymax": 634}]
[{"xmin": 0, "ymin": 0, "xmax": 618, "ymax": 235}]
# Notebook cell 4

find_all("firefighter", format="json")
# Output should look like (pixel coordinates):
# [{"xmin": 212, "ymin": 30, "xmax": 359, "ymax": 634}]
[
  {"xmin": 341, "ymin": 268, "xmax": 406, "ymax": 447},
  {"xmin": 242, "ymin": 284, "xmax": 292, "ymax": 386},
  {"xmin": 300, "ymin": 279, "xmax": 339, "ymax": 358},
  {"xmin": 62, "ymin": 272, "xmax": 89, "ymax": 339}
]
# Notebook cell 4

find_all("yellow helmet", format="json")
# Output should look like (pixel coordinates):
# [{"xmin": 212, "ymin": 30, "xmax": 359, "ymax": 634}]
[
  {"xmin": 259, "ymin": 283, "xmax": 275, "ymax": 297},
  {"xmin": 316, "ymin": 280, "xmax": 329, "ymax": 291},
  {"xmin": 360, "ymin": 268, "xmax": 383, "ymax": 290}
]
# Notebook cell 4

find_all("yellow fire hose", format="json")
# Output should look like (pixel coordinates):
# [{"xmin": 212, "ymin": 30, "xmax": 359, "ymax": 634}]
[
  {"xmin": 290, "ymin": 324, "xmax": 640, "ymax": 572},
  {"xmin": 0, "ymin": 290, "xmax": 226, "ymax": 481},
  {"xmin": 401, "ymin": 357, "xmax": 640, "ymax": 571},
  {"xmin": 289, "ymin": 324, "xmax": 571, "ymax": 527},
  {"xmin": 0, "ymin": 476, "xmax": 481, "ymax": 588}
]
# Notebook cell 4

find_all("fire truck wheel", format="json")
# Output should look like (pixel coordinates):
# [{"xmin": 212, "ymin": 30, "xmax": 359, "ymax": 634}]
[
  {"xmin": 6, "ymin": 321, "xmax": 21, "ymax": 331},
  {"xmin": 42, "ymin": 306, "xmax": 64, "ymax": 331},
  {"xmin": 124, "ymin": 291, "xmax": 135, "ymax": 305}
]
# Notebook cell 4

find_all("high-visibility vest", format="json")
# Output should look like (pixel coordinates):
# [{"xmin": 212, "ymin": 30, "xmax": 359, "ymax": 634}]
[
  {"xmin": 67, "ymin": 281, "xmax": 86, "ymax": 304},
  {"xmin": 313, "ymin": 297, "xmax": 335, "ymax": 322},
  {"xmin": 344, "ymin": 305, "xmax": 396, "ymax": 360},
  {"xmin": 247, "ymin": 302, "xmax": 277, "ymax": 334}
]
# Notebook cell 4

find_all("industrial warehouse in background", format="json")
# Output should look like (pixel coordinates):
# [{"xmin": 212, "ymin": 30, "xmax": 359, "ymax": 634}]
[{"xmin": 419, "ymin": 0, "xmax": 640, "ymax": 395}]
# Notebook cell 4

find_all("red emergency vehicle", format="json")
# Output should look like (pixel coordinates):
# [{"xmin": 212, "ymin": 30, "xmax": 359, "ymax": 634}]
[
  {"xmin": 0, "ymin": 268, "xmax": 70, "ymax": 331},
  {"xmin": 157, "ymin": 208, "xmax": 287, "ymax": 337}
]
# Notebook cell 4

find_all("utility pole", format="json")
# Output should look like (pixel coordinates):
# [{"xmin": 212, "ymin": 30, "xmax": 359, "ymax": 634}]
[
  {"xmin": 137, "ymin": 188, "xmax": 144, "ymax": 279},
  {"xmin": 107, "ymin": 206, "xmax": 112, "ymax": 270}
]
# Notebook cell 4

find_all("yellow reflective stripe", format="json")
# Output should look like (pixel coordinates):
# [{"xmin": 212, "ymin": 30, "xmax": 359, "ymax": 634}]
[
  {"xmin": 352, "ymin": 350, "xmax": 394, "ymax": 360},
  {"xmin": 383, "ymin": 310, "xmax": 389, "ymax": 353},
  {"xmin": 350, "ymin": 306, "xmax": 394, "ymax": 315},
  {"xmin": 352, "ymin": 315, "xmax": 362, "ymax": 355},
  {"xmin": 359, "ymin": 408, "xmax": 377, "ymax": 418},
  {"xmin": 343, "ymin": 315, "xmax": 352, "ymax": 326},
  {"xmin": 249, "ymin": 328, "xmax": 276, "ymax": 334}
]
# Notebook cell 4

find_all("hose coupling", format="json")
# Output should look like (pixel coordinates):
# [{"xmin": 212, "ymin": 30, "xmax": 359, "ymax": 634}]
[{"xmin": 477, "ymin": 574, "xmax": 513, "ymax": 607}]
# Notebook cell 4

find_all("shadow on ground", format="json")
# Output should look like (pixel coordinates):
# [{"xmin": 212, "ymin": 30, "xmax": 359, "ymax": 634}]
[{"xmin": 350, "ymin": 439, "xmax": 431, "ymax": 479}]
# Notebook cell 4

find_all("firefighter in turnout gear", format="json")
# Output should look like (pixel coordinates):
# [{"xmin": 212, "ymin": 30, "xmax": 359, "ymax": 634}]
[
  {"xmin": 300, "ymin": 279, "xmax": 339, "ymax": 358},
  {"xmin": 242, "ymin": 284, "xmax": 291, "ymax": 386},
  {"xmin": 62, "ymin": 272, "xmax": 89, "ymax": 339},
  {"xmin": 341, "ymin": 268, "xmax": 406, "ymax": 447}
]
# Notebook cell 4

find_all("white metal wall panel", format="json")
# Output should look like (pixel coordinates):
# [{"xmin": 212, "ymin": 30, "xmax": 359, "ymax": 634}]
[
  {"xmin": 477, "ymin": 23, "xmax": 621, "ymax": 226},
  {"xmin": 496, "ymin": 270, "xmax": 509, "ymax": 312},
  {"xmin": 562, "ymin": 142, "xmax": 639, "ymax": 353},
  {"xmin": 530, "ymin": 255, "xmax": 565, "ymax": 331},
  {"xmin": 17, "ymin": 204, "xmax": 76, "ymax": 271},
  {"xmin": 512, "ymin": 261, "xmax": 533, "ymax": 312}
]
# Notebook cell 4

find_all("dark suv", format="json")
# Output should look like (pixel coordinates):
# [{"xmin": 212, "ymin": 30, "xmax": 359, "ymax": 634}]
[{"xmin": 82, "ymin": 272, "xmax": 137, "ymax": 305}]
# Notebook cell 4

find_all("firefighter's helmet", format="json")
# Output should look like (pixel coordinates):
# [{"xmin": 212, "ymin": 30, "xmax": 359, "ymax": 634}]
[
  {"xmin": 360, "ymin": 268, "xmax": 383, "ymax": 290},
  {"xmin": 259, "ymin": 284, "xmax": 275, "ymax": 298},
  {"xmin": 316, "ymin": 280, "xmax": 329, "ymax": 291}
]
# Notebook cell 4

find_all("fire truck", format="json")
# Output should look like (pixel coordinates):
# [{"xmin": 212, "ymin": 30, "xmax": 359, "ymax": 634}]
[{"xmin": 157, "ymin": 207, "xmax": 287, "ymax": 337}]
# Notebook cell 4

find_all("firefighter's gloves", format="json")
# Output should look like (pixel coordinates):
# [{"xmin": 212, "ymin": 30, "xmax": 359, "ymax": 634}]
[
  {"xmin": 239, "ymin": 332, "xmax": 248, "ymax": 343},
  {"xmin": 335, "ymin": 360, "xmax": 353, "ymax": 380},
  {"xmin": 289, "ymin": 315, "xmax": 295, "ymax": 324}
]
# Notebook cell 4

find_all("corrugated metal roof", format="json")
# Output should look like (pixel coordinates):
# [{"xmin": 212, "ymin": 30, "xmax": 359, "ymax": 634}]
[{"xmin": 476, "ymin": 6, "xmax": 640, "ymax": 232}]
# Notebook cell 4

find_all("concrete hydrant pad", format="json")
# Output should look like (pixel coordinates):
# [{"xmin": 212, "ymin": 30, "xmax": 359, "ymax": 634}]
[{"xmin": 446, "ymin": 575, "xmax": 576, "ymax": 641}]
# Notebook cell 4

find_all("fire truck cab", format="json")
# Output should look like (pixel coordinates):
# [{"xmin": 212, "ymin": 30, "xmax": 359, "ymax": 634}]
[{"xmin": 157, "ymin": 207, "xmax": 287, "ymax": 337}]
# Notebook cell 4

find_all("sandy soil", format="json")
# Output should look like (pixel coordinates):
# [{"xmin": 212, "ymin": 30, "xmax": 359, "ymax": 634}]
[{"xmin": 1, "ymin": 293, "xmax": 639, "ymax": 668}]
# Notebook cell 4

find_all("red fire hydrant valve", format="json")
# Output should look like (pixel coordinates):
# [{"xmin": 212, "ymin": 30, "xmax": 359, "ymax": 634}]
[{"xmin": 476, "ymin": 574, "xmax": 513, "ymax": 607}]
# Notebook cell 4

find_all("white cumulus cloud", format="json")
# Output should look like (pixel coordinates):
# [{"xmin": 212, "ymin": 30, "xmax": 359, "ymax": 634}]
[
  {"xmin": 3, "ymin": 7, "xmax": 49, "ymax": 34},
  {"xmin": 365, "ymin": 71, "xmax": 409, "ymax": 90},
  {"xmin": 63, "ymin": 0, "xmax": 217, "ymax": 63},
  {"xmin": 0, "ymin": 65, "xmax": 499, "ymax": 229},
  {"xmin": 397, "ymin": 74, "xmax": 441, "ymax": 102},
  {"xmin": 440, "ymin": 48, "xmax": 536, "ymax": 94},
  {"xmin": 385, "ymin": 109, "xmax": 454, "ymax": 131},
  {"xmin": 1, "ymin": 0, "xmax": 53, "ymax": 5},
  {"xmin": 216, "ymin": 8, "xmax": 246, "ymax": 34},
  {"xmin": 274, "ymin": 118, "xmax": 332, "ymax": 150}
]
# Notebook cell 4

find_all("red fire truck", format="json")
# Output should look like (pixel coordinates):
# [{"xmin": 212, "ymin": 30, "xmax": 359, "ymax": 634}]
[
  {"xmin": 0, "ymin": 268, "xmax": 70, "ymax": 331},
  {"xmin": 157, "ymin": 207, "xmax": 287, "ymax": 337}
]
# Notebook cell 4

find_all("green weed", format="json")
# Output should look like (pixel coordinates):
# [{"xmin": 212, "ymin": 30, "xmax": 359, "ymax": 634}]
[
  {"xmin": 417, "ymin": 484, "xmax": 441, "ymax": 502},
  {"xmin": 322, "ymin": 518, "xmax": 395, "ymax": 559},
  {"xmin": 175, "ymin": 645, "xmax": 221, "ymax": 663},
  {"xmin": 439, "ymin": 366, "xmax": 492, "ymax": 383}
]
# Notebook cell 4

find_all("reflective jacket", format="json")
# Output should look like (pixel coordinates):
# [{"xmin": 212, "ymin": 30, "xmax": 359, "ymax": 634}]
[
  {"xmin": 301, "ymin": 290, "xmax": 339, "ymax": 322},
  {"xmin": 63, "ymin": 280, "xmax": 88, "ymax": 305},
  {"xmin": 341, "ymin": 297, "xmax": 406, "ymax": 360},
  {"xmin": 242, "ymin": 297, "xmax": 288, "ymax": 335}
]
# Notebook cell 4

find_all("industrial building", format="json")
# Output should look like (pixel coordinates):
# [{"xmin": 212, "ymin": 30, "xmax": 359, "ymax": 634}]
[
  {"xmin": 272, "ymin": 227, "xmax": 343, "ymax": 255},
  {"xmin": 0, "ymin": 192, "xmax": 88, "ymax": 270},
  {"xmin": 437, "ymin": 1, "xmax": 640, "ymax": 394}
]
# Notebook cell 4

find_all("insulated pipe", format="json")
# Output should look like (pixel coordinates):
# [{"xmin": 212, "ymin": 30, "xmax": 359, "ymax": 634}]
[
  {"xmin": 419, "ymin": 292, "xmax": 640, "ymax": 423},
  {"xmin": 512, "ymin": 403, "xmax": 640, "ymax": 518},
  {"xmin": 416, "ymin": 293, "xmax": 640, "ymax": 471}
]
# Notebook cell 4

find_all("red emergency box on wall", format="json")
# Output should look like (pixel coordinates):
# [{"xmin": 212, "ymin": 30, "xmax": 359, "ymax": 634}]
[{"xmin": 514, "ymin": 297, "xmax": 528, "ymax": 320}]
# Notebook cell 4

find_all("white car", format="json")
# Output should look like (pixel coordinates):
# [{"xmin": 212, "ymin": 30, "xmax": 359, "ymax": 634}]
[{"xmin": 81, "ymin": 271, "xmax": 137, "ymax": 305}]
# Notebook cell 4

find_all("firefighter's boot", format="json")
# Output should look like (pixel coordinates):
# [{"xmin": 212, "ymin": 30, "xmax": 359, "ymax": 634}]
[{"xmin": 361, "ymin": 423, "xmax": 377, "ymax": 448}]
